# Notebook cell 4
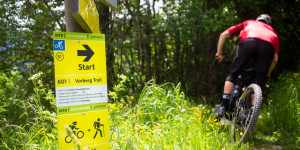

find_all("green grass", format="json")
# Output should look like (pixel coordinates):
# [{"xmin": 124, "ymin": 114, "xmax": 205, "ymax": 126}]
[
  {"xmin": 254, "ymin": 71, "xmax": 300, "ymax": 149},
  {"xmin": 0, "ymin": 72, "xmax": 57, "ymax": 150},
  {"xmin": 1, "ymin": 71, "xmax": 299, "ymax": 149},
  {"xmin": 109, "ymin": 80, "xmax": 248, "ymax": 149}
]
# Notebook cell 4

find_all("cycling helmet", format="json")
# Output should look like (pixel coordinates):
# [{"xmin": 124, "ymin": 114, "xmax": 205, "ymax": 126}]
[{"xmin": 256, "ymin": 14, "xmax": 272, "ymax": 25}]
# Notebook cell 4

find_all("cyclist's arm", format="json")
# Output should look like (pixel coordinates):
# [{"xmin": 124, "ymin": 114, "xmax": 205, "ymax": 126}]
[
  {"xmin": 216, "ymin": 30, "xmax": 231, "ymax": 62},
  {"xmin": 268, "ymin": 53, "xmax": 278, "ymax": 77}
]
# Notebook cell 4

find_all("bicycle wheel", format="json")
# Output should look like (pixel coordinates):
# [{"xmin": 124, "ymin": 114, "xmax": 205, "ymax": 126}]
[
  {"xmin": 77, "ymin": 131, "xmax": 84, "ymax": 139},
  {"xmin": 65, "ymin": 136, "xmax": 72, "ymax": 143},
  {"xmin": 230, "ymin": 83, "xmax": 262, "ymax": 144}
]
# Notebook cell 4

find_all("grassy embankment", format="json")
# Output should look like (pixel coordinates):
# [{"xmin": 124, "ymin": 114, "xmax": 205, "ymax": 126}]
[
  {"xmin": 108, "ymin": 75, "xmax": 247, "ymax": 149},
  {"xmin": 0, "ymin": 71, "xmax": 299, "ymax": 149},
  {"xmin": 254, "ymin": 72, "xmax": 300, "ymax": 149}
]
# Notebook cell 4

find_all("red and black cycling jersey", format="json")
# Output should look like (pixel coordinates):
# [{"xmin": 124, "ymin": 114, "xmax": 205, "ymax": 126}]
[{"xmin": 227, "ymin": 20, "xmax": 279, "ymax": 53}]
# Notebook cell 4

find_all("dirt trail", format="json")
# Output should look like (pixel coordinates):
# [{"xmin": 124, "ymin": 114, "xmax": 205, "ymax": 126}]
[
  {"xmin": 254, "ymin": 143, "xmax": 282, "ymax": 150},
  {"xmin": 220, "ymin": 118, "xmax": 283, "ymax": 150}
]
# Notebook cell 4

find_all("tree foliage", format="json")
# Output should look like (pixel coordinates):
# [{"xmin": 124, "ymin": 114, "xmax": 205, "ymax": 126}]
[
  {"xmin": 104, "ymin": 0, "xmax": 238, "ymax": 98},
  {"xmin": 1, "ymin": 0, "xmax": 299, "ymax": 100},
  {"xmin": 0, "ymin": 0, "xmax": 64, "ymax": 85}
]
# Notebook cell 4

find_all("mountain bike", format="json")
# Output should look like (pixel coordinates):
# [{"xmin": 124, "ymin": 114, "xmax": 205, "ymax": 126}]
[{"xmin": 228, "ymin": 69, "xmax": 263, "ymax": 145}]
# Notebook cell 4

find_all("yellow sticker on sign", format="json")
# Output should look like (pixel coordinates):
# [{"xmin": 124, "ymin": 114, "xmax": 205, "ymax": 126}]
[
  {"xmin": 58, "ymin": 110, "xmax": 109, "ymax": 150},
  {"xmin": 54, "ymin": 32, "xmax": 110, "ymax": 150}
]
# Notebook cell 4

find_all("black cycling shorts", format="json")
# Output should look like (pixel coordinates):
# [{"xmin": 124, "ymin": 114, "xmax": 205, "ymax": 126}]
[{"xmin": 226, "ymin": 38, "xmax": 275, "ymax": 89}]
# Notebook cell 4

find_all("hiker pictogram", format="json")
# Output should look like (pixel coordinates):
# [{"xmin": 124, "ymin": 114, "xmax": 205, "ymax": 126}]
[
  {"xmin": 65, "ymin": 121, "xmax": 84, "ymax": 143},
  {"xmin": 93, "ymin": 118, "xmax": 104, "ymax": 138}
]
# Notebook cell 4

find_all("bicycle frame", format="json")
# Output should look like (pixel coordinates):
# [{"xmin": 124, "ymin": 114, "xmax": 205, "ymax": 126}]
[{"xmin": 229, "ymin": 69, "xmax": 263, "ymax": 144}]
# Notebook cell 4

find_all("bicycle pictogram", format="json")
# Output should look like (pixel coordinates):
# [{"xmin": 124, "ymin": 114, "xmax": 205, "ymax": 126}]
[
  {"xmin": 65, "ymin": 121, "xmax": 84, "ymax": 143},
  {"xmin": 54, "ymin": 40, "xmax": 65, "ymax": 51},
  {"xmin": 55, "ymin": 41, "xmax": 63, "ymax": 49}
]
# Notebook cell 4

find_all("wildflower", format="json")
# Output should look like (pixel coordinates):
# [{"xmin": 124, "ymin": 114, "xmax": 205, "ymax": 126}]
[
  {"xmin": 206, "ymin": 132, "xmax": 212, "ymax": 136},
  {"xmin": 37, "ymin": 80, "xmax": 43, "ymax": 87},
  {"xmin": 269, "ymin": 100, "xmax": 273, "ymax": 103},
  {"xmin": 146, "ymin": 132, "xmax": 151, "ymax": 136},
  {"xmin": 206, "ymin": 118, "xmax": 212, "ymax": 124},
  {"xmin": 28, "ymin": 72, "xmax": 43, "ymax": 80},
  {"xmin": 130, "ymin": 96, "xmax": 134, "ymax": 99},
  {"xmin": 108, "ymin": 103, "xmax": 116, "ymax": 109},
  {"xmin": 240, "ymin": 132, "xmax": 243, "ymax": 136}
]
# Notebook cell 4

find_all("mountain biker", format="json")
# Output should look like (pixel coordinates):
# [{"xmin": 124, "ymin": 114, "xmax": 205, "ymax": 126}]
[{"xmin": 215, "ymin": 14, "xmax": 279, "ymax": 118}]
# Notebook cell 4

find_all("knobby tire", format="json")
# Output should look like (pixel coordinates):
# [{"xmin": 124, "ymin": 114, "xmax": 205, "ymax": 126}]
[{"xmin": 230, "ymin": 83, "xmax": 262, "ymax": 145}]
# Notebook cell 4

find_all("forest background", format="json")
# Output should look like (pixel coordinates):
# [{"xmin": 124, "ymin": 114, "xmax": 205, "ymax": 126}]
[{"xmin": 0, "ymin": 0, "xmax": 299, "ymax": 149}]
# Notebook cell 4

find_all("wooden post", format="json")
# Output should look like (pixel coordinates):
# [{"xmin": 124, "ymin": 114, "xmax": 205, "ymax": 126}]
[{"xmin": 65, "ymin": 0, "xmax": 84, "ymax": 32}]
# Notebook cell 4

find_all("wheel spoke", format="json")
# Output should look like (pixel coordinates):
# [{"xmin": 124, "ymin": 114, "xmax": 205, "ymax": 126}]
[{"xmin": 230, "ymin": 84, "xmax": 262, "ymax": 144}]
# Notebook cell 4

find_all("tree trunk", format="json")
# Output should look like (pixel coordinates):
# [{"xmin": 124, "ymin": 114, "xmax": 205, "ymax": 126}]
[
  {"xmin": 98, "ymin": 2, "xmax": 114, "ymax": 90},
  {"xmin": 65, "ymin": 0, "xmax": 84, "ymax": 32},
  {"xmin": 206, "ymin": 36, "xmax": 217, "ymax": 97}
]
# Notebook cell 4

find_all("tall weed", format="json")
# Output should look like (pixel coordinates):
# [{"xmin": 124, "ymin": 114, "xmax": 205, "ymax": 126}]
[
  {"xmin": 109, "ymin": 78, "xmax": 249, "ymax": 149},
  {"xmin": 0, "ymin": 72, "xmax": 57, "ymax": 149},
  {"xmin": 256, "ymin": 71, "xmax": 300, "ymax": 149}
]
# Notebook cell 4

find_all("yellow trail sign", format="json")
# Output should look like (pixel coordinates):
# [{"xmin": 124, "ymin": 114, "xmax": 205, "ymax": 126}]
[{"xmin": 54, "ymin": 32, "xmax": 109, "ymax": 150}]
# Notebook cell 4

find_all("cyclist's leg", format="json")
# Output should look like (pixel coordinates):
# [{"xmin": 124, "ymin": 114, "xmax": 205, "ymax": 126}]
[
  {"xmin": 252, "ymin": 39, "xmax": 274, "ymax": 90},
  {"xmin": 219, "ymin": 39, "xmax": 256, "ymax": 112}
]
